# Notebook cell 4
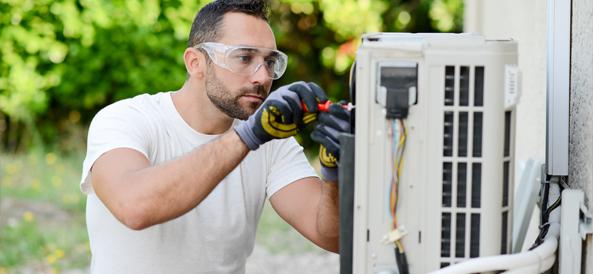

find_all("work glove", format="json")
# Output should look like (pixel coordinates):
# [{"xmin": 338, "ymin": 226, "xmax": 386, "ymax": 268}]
[
  {"xmin": 235, "ymin": 81, "xmax": 328, "ymax": 150},
  {"xmin": 310, "ymin": 102, "xmax": 351, "ymax": 182}
]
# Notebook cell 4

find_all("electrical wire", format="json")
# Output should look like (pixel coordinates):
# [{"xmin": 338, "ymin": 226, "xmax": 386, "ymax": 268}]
[
  {"xmin": 388, "ymin": 119, "xmax": 408, "ymax": 274},
  {"xmin": 544, "ymin": 197, "xmax": 561, "ymax": 216},
  {"xmin": 396, "ymin": 243, "xmax": 410, "ymax": 274},
  {"xmin": 529, "ymin": 176, "xmax": 564, "ymax": 250}
]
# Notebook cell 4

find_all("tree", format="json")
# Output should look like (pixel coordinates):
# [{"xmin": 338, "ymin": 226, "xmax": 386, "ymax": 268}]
[{"xmin": 0, "ymin": 0, "xmax": 463, "ymax": 152}]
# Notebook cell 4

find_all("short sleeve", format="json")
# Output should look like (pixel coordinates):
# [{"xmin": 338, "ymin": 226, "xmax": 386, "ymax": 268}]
[
  {"xmin": 80, "ymin": 100, "xmax": 152, "ymax": 194},
  {"xmin": 265, "ymin": 137, "xmax": 318, "ymax": 198}
]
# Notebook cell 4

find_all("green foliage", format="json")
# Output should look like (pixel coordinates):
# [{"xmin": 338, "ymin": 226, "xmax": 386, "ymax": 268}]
[
  {"xmin": 0, "ymin": 218, "xmax": 46, "ymax": 268},
  {"xmin": 256, "ymin": 201, "xmax": 320, "ymax": 254},
  {"xmin": 0, "ymin": 0, "xmax": 463, "ymax": 151},
  {"xmin": 0, "ymin": 150, "xmax": 89, "ymax": 272}
]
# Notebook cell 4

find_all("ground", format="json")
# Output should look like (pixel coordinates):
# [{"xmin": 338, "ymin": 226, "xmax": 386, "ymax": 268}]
[{"xmin": 0, "ymin": 151, "xmax": 339, "ymax": 274}]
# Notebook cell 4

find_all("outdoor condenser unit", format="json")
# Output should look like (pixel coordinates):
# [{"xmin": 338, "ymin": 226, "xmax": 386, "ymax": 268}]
[{"xmin": 350, "ymin": 33, "xmax": 519, "ymax": 273}]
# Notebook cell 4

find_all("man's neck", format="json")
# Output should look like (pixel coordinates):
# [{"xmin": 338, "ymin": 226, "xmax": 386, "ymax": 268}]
[{"xmin": 171, "ymin": 81, "xmax": 234, "ymax": 135}]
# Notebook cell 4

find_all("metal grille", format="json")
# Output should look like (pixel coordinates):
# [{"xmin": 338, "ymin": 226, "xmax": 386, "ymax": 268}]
[
  {"xmin": 440, "ymin": 65, "xmax": 485, "ymax": 266},
  {"xmin": 443, "ymin": 162, "xmax": 453, "ymax": 207},
  {"xmin": 457, "ymin": 163, "xmax": 467, "ymax": 207},
  {"xmin": 444, "ymin": 66, "xmax": 455, "ymax": 106},
  {"xmin": 458, "ymin": 112, "xmax": 469, "ymax": 157},
  {"xmin": 501, "ymin": 211, "xmax": 508, "ymax": 254},
  {"xmin": 470, "ymin": 213, "xmax": 480, "ymax": 258},
  {"xmin": 444, "ymin": 112, "xmax": 454, "ymax": 157},
  {"xmin": 474, "ymin": 67, "xmax": 484, "ymax": 106},
  {"xmin": 441, "ymin": 213, "xmax": 452, "ymax": 257},
  {"xmin": 471, "ymin": 163, "xmax": 481, "ymax": 208},
  {"xmin": 455, "ymin": 213, "xmax": 466, "ymax": 258},
  {"xmin": 500, "ymin": 110, "xmax": 513, "ymax": 254},
  {"xmin": 472, "ymin": 113, "xmax": 483, "ymax": 157}
]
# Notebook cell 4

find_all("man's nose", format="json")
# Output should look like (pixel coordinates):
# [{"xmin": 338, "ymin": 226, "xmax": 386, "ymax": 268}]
[{"xmin": 250, "ymin": 63, "xmax": 272, "ymax": 85}]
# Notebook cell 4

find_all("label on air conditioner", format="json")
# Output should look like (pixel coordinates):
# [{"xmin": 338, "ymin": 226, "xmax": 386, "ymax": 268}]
[{"xmin": 504, "ymin": 65, "xmax": 521, "ymax": 109}]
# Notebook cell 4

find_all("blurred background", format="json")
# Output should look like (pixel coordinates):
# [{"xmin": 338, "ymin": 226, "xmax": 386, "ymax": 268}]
[{"xmin": 0, "ymin": 0, "xmax": 462, "ymax": 273}]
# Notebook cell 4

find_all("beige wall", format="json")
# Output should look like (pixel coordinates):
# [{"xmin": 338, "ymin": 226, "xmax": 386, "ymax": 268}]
[
  {"xmin": 466, "ymin": 0, "xmax": 593, "ymax": 271},
  {"xmin": 465, "ymin": 0, "xmax": 548, "ymax": 166}
]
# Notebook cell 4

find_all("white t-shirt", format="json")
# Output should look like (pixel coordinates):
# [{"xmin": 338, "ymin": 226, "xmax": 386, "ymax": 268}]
[{"xmin": 80, "ymin": 92, "xmax": 317, "ymax": 274}]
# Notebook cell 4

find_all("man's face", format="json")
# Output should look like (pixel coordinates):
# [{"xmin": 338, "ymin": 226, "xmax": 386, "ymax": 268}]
[
  {"xmin": 203, "ymin": 12, "xmax": 276, "ymax": 120},
  {"xmin": 205, "ymin": 65, "xmax": 266, "ymax": 120}
]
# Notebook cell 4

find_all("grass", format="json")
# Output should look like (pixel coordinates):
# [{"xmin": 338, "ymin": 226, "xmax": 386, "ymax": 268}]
[
  {"xmin": 256, "ymin": 201, "xmax": 320, "ymax": 254},
  {"xmin": 0, "ymin": 148, "xmax": 323, "ymax": 273},
  {"xmin": 255, "ymin": 148, "xmax": 323, "ymax": 255},
  {"xmin": 0, "ymin": 149, "xmax": 89, "ymax": 274}
]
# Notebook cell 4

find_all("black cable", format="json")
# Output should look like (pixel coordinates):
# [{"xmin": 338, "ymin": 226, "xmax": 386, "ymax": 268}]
[
  {"xmin": 544, "ymin": 197, "xmax": 561, "ymax": 217},
  {"xmin": 540, "ymin": 182, "xmax": 550, "ymax": 225},
  {"xmin": 529, "ymin": 176, "xmax": 566, "ymax": 250},
  {"xmin": 400, "ymin": 249, "xmax": 410, "ymax": 274},
  {"xmin": 394, "ymin": 246, "xmax": 409, "ymax": 274},
  {"xmin": 559, "ymin": 176, "xmax": 569, "ymax": 190},
  {"xmin": 544, "ymin": 177, "xmax": 565, "ymax": 218},
  {"xmin": 529, "ymin": 222, "xmax": 550, "ymax": 250},
  {"xmin": 528, "ymin": 178, "xmax": 551, "ymax": 250},
  {"xmin": 394, "ymin": 247, "xmax": 403, "ymax": 273}
]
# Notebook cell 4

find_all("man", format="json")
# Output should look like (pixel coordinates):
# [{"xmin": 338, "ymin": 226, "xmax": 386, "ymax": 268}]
[{"xmin": 80, "ymin": 0, "xmax": 350, "ymax": 273}]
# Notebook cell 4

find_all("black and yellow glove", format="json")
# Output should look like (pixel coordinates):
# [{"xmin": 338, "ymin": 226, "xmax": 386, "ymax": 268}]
[
  {"xmin": 310, "ymin": 103, "xmax": 351, "ymax": 181},
  {"xmin": 235, "ymin": 81, "xmax": 328, "ymax": 150}
]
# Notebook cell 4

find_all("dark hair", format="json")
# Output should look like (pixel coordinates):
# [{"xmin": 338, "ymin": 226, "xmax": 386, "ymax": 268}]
[{"xmin": 187, "ymin": 0, "xmax": 269, "ymax": 48}]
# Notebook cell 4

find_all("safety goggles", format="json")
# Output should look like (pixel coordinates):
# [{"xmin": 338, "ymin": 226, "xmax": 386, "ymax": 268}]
[{"xmin": 196, "ymin": 42, "xmax": 288, "ymax": 80}]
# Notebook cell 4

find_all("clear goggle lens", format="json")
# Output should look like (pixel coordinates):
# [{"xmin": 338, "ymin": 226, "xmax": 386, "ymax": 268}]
[{"xmin": 197, "ymin": 42, "xmax": 288, "ymax": 80}]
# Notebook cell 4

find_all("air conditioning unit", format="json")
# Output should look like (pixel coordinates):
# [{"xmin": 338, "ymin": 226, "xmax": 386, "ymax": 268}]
[{"xmin": 351, "ymin": 33, "xmax": 519, "ymax": 273}]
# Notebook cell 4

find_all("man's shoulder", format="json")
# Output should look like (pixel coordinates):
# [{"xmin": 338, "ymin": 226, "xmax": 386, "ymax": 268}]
[
  {"xmin": 87, "ymin": 92, "xmax": 174, "ymax": 137},
  {"xmin": 93, "ymin": 92, "xmax": 170, "ymax": 120}
]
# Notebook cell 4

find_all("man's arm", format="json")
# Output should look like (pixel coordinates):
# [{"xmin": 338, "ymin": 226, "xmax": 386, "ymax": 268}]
[
  {"xmin": 271, "ymin": 101, "xmax": 351, "ymax": 253},
  {"xmin": 91, "ymin": 130, "xmax": 249, "ymax": 230},
  {"xmin": 92, "ymin": 81, "xmax": 327, "ymax": 230},
  {"xmin": 270, "ymin": 177, "xmax": 339, "ymax": 253}
]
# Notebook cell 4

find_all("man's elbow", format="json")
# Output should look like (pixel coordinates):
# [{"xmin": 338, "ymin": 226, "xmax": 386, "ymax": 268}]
[
  {"xmin": 114, "ymin": 203, "xmax": 154, "ymax": 230},
  {"xmin": 316, "ymin": 224, "xmax": 340, "ymax": 253},
  {"xmin": 319, "ymin": 236, "xmax": 340, "ymax": 253},
  {"xmin": 121, "ymin": 215, "xmax": 151, "ymax": 230}
]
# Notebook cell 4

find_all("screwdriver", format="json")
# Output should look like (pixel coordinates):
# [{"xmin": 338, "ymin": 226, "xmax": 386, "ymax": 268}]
[{"xmin": 301, "ymin": 100, "xmax": 354, "ymax": 112}]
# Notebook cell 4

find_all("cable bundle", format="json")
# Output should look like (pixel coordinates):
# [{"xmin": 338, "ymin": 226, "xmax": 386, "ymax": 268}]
[{"xmin": 388, "ymin": 119, "xmax": 409, "ymax": 274}]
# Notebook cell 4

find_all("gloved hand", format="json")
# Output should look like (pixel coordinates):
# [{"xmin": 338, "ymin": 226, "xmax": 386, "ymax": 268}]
[
  {"xmin": 310, "ymin": 102, "xmax": 351, "ymax": 182},
  {"xmin": 235, "ymin": 81, "xmax": 328, "ymax": 150}
]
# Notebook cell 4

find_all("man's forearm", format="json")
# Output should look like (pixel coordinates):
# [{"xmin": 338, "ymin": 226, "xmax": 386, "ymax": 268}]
[
  {"xmin": 316, "ymin": 180, "xmax": 340, "ymax": 252},
  {"xmin": 107, "ymin": 130, "xmax": 249, "ymax": 229}
]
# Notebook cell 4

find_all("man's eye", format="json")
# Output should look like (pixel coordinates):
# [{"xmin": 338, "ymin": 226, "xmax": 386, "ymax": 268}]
[
  {"xmin": 237, "ymin": 55, "xmax": 253, "ymax": 63},
  {"xmin": 265, "ymin": 58, "xmax": 277, "ymax": 68}
]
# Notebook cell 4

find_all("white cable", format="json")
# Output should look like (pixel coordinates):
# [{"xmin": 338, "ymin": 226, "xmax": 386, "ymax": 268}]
[{"xmin": 428, "ymin": 210, "xmax": 560, "ymax": 274}]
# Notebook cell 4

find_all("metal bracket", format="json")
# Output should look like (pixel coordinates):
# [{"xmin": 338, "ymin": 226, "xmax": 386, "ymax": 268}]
[{"xmin": 560, "ymin": 189, "xmax": 589, "ymax": 274}]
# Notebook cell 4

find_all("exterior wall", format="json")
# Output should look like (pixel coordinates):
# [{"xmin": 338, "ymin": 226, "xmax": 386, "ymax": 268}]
[
  {"xmin": 569, "ymin": 0, "xmax": 593, "ymax": 271},
  {"xmin": 464, "ymin": 0, "xmax": 548, "ymax": 165},
  {"xmin": 467, "ymin": 0, "xmax": 593, "ymax": 271}
]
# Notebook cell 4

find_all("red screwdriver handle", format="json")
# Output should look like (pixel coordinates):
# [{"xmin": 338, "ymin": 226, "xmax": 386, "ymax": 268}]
[{"xmin": 301, "ymin": 100, "xmax": 351, "ymax": 112}]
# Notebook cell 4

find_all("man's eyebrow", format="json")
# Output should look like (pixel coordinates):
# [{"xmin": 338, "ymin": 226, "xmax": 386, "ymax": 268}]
[
  {"xmin": 234, "ymin": 47, "xmax": 259, "ymax": 53},
  {"xmin": 266, "ymin": 51, "xmax": 280, "ymax": 58},
  {"xmin": 234, "ymin": 47, "xmax": 280, "ymax": 58}
]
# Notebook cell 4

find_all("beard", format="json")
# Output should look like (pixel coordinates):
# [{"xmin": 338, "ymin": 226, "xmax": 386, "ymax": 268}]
[{"xmin": 205, "ymin": 68, "xmax": 267, "ymax": 120}]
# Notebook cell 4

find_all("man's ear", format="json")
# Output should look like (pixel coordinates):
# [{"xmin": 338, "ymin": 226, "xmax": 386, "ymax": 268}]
[{"xmin": 183, "ymin": 47, "xmax": 206, "ymax": 79}]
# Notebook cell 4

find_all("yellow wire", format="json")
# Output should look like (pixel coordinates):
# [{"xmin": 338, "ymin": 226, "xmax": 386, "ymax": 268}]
[
  {"xmin": 394, "ymin": 120, "xmax": 407, "ymax": 242},
  {"xmin": 390, "ymin": 119, "xmax": 408, "ymax": 233},
  {"xmin": 396, "ymin": 240, "xmax": 405, "ymax": 252}
]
